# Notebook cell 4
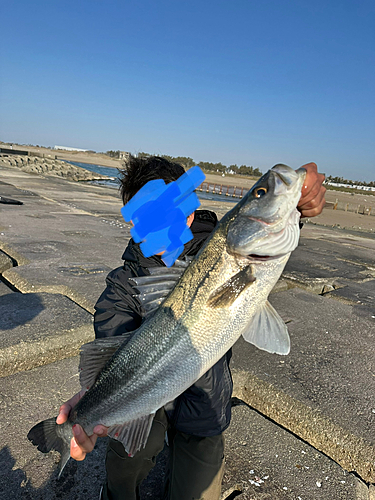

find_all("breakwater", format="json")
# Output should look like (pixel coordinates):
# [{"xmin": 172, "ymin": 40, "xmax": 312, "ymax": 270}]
[{"xmin": 0, "ymin": 154, "xmax": 108, "ymax": 182}]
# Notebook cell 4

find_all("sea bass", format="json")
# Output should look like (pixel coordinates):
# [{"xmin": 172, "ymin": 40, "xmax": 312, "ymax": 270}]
[{"xmin": 28, "ymin": 164, "xmax": 306, "ymax": 475}]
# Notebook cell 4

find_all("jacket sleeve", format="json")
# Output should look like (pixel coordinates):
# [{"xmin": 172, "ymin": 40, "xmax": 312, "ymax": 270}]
[{"xmin": 94, "ymin": 266, "xmax": 143, "ymax": 339}]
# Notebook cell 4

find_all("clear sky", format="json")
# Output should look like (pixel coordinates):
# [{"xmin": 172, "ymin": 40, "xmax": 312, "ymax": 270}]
[{"xmin": 1, "ymin": 0, "xmax": 374, "ymax": 181}]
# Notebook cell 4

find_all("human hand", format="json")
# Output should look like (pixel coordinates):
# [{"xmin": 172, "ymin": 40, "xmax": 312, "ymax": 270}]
[
  {"xmin": 297, "ymin": 162, "xmax": 326, "ymax": 218},
  {"xmin": 56, "ymin": 389, "xmax": 108, "ymax": 461}
]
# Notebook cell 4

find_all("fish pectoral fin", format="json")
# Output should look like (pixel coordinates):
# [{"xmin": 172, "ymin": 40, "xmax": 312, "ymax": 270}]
[
  {"xmin": 242, "ymin": 301, "xmax": 290, "ymax": 355},
  {"xmin": 207, "ymin": 265, "xmax": 256, "ymax": 308},
  {"xmin": 108, "ymin": 412, "xmax": 156, "ymax": 457},
  {"xmin": 79, "ymin": 335, "xmax": 127, "ymax": 390}
]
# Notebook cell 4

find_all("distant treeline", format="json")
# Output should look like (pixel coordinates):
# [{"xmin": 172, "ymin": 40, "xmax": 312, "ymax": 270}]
[
  {"xmin": 107, "ymin": 151, "xmax": 262, "ymax": 177},
  {"xmin": 106, "ymin": 150, "xmax": 121, "ymax": 158},
  {"xmin": 326, "ymin": 175, "xmax": 375, "ymax": 188}
]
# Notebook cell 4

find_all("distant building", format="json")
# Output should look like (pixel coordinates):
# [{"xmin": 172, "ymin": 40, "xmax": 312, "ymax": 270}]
[
  {"xmin": 326, "ymin": 182, "xmax": 375, "ymax": 192},
  {"xmin": 54, "ymin": 145, "xmax": 89, "ymax": 152}
]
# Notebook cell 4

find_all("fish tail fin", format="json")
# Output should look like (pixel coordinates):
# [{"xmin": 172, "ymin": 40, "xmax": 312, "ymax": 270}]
[{"xmin": 27, "ymin": 417, "xmax": 71, "ymax": 478}]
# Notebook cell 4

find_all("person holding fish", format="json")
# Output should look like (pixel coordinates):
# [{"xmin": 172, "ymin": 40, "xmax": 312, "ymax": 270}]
[{"xmin": 46, "ymin": 156, "xmax": 325, "ymax": 500}]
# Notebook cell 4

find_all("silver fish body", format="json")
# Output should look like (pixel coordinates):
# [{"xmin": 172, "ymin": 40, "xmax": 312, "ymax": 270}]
[{"xmin": 28, "ymin": 164, "xmax": 306, "ymax": 474}]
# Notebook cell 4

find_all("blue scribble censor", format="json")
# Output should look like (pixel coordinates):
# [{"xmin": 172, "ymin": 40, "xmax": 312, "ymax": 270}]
[{"xmin": 121, "ymin": 166, "xmax": 206, "ymax": 266}]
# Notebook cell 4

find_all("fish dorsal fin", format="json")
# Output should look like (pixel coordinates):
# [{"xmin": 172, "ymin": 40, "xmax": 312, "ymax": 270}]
[
  {"xmin": 107, "ymin": 412, "xmax": 156, "ymax": 457},
  {"xmin": 207, "ymin": 265, "xmax": 256, "ymax": 308},
  {"xmin": 242, "ymin": 300, "xmax": 290, "ymax": 355},
  {"xmin": 136, "ymin": 290, "xmax": 169, "ymax": 318},
  {"xmin": 134, "ymin": 281, "xmax": 177, "ymax": 296},
  {"xmin": 79, "ymin": 335, "xmax": 127, "ymax": 390},
  {"xmin": 130, "ymin": 259, "xmax": 190, "ymax": 317}
]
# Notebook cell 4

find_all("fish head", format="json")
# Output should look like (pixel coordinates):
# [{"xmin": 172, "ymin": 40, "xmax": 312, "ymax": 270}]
[{"xmin": 227, "ymin": 164, "xmax": 306, "ymax": 258}]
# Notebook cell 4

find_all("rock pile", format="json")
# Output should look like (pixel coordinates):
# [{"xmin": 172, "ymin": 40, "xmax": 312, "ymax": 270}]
[{"xmin": 0, "ymin": 154, "xmax": 109, "ymax": 182}]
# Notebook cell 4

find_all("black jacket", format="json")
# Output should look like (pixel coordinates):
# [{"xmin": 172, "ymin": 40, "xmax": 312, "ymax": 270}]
[{"xmin": 94, "ymin": 210, "xmax": 233, "ymax": 436}]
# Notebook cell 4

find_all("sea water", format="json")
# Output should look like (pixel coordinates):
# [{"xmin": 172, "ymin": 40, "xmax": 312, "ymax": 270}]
[
  {"xmin": 63, "ymin": 160, "xmax": 237, "ymax": 203},
  {"xmin": 62, "ymin": 160, "xmax": 121, "ymax": 188}
]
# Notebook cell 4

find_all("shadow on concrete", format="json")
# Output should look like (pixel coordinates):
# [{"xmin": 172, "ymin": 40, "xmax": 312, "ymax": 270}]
[
  {"xmin": 0, "ymin": 293, "xmax": 45, "ymax": 330},
  {"xmin": 0, "ymin": 443, "xmax": 104, "ymax": 500},
  {"xmin": 0, "ymin": 443, "xmax": 167, "ymax": 500},
  {"xmin": 0, "ymin": 446, "xmax": 37, "ymax": 500}
]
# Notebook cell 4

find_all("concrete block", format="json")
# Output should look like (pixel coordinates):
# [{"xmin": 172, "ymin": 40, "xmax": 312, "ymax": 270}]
[
  {"xmin": 0, "ymin": 292, "xmax": 94, "ymax": 376},
  {"xmin": 231, "ymin": 287, "xmax": 375, "ymax": 483},
  {"xmin": 0, "ymin": 356, "xmax": 106, "ymax": 500},
  {"xmin": 0, "ymin": 250, "xmax": 13, "ymax": 274},
  {"xmin": 3, "ymin": 261, "xmax": 112, "ymax": 314},
  {"xmin": 223, "ymin": 404, "xmax": 370, "ymax": 500},
  {"xmin": 283, "ymin": 236, "xmax": 375, "ymax": 293},
  {"xmin": 0, "ymin": 282, "xmax": 14, "ymax": 296},
  {"xmin": 0, "ymin": 175, "xmax": 130, "ymax": 312},
  {"xmin": 326, "ymin": 279, "xmax": 375, "ymax": 307}
]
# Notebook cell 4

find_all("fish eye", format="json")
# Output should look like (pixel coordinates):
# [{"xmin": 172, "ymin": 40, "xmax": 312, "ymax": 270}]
[{"xmin": 254, "ymin": 187, "xmax": 267, "ymax": 198}]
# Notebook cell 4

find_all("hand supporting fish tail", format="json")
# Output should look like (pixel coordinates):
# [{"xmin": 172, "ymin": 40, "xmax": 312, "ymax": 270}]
[{"xmin": 56, "ymin": 389, "xmax": 108, "ymax": 462}]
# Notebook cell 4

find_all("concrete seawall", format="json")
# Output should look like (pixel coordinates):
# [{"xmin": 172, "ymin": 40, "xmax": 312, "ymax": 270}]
[{"xmin": 1, "ymin": 159, "xmax": 374, "ymax": 499}]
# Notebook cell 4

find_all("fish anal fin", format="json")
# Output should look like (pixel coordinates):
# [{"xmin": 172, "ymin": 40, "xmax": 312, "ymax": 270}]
[
  {"xmin": 108, "ymin": 413, "xmax": 156, "ymax": 457},
  {"xmin": 242, "ymin": 300, "xmax": 290, "ymax": 355},
  {"xmin": 207, "ymin": 265, "xmax": 256, "ymax": 309},
  {"xmin": 79, "ymin": 336, "xmax": 126, "ymax": 390}
]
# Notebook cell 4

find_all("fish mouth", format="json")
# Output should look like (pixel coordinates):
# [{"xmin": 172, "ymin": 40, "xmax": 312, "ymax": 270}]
[{"xmin": 247, "ymin": 253, "xmax": 283, "ymax": 262}]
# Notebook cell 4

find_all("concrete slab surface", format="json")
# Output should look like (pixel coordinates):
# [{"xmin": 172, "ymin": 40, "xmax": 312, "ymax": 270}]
[
  {"xmin": 0, "ymin": 357, "xmax": 370, "ymax": 500},
  {"xmin": 223, "ymin": 403, "xmax": 369, "ymax": 500},
  {"xmin": 0, "ymin": 356, "xmax": 107, "ymax": 500},
  {"xmin": 0, "ymin": 166, "xmax": 122, "ymax": 217},
  {"xmin": 326, "ymin": 279, "xmax": 375, "ymax": 306},
  {"xmin": 0, "ymin": 250, "xmax": 13, "ymax": 274},
  {"xmin": 301, "ymin": 223, "xmax": 375, "ymax": 248},
  {"xmin": 0, "ymin": 168, "xmax": 130, "ymax": 312},
  {"xmin": 3, "ymin": 259, "xmax": 114, "ymax": 314},
  {"xmin": 0, "ymin": 292, "xmax": 94, "ymax": 376},
  {"xmin": 1, "ymin": 162, "xmax": 375, "ymax": 494},
  {"xmin": 284, "ymin": 236, "xmax": 375, "ymax": 295},
  {"xmin": 0, "ymin": 281, "xmax": 14, "ymax": 296},
  {"xmin": 232, "ymin": 288, "xmax": 375, "ymax": 482}
]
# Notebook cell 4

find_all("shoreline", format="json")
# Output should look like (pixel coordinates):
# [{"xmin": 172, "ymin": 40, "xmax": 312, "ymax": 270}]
[
  {"xmin": 1, "ymin": 153, "xmax": 374, "ymax": 235},
  {"xmin": 1, "ymin": 145, "xmax": 374, "ymax": 235},
  {"xmin": 2, "ymin": 143, "xmax": 374, "ymax": 196}
]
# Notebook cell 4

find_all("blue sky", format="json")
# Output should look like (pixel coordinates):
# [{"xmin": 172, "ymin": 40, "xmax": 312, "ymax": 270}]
[{"xmin": 1, "ymin": 0, "xmax": 374, "ymax": 181}]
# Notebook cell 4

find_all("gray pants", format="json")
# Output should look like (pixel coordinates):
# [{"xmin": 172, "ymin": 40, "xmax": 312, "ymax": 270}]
[{"xmin": 102, "ymin": 408, "xmax": 225, "ymax": 500}]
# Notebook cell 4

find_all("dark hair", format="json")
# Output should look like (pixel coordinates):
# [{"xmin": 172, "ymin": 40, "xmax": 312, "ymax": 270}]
[{"xmin": 118, "ymin": 156, "xmax": 185, "ymax": 204}]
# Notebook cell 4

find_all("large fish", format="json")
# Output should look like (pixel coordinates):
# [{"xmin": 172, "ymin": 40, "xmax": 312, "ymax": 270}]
[{"xmin": 28, "ymin": 164, "xmax": 306, "ymax": 475}]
